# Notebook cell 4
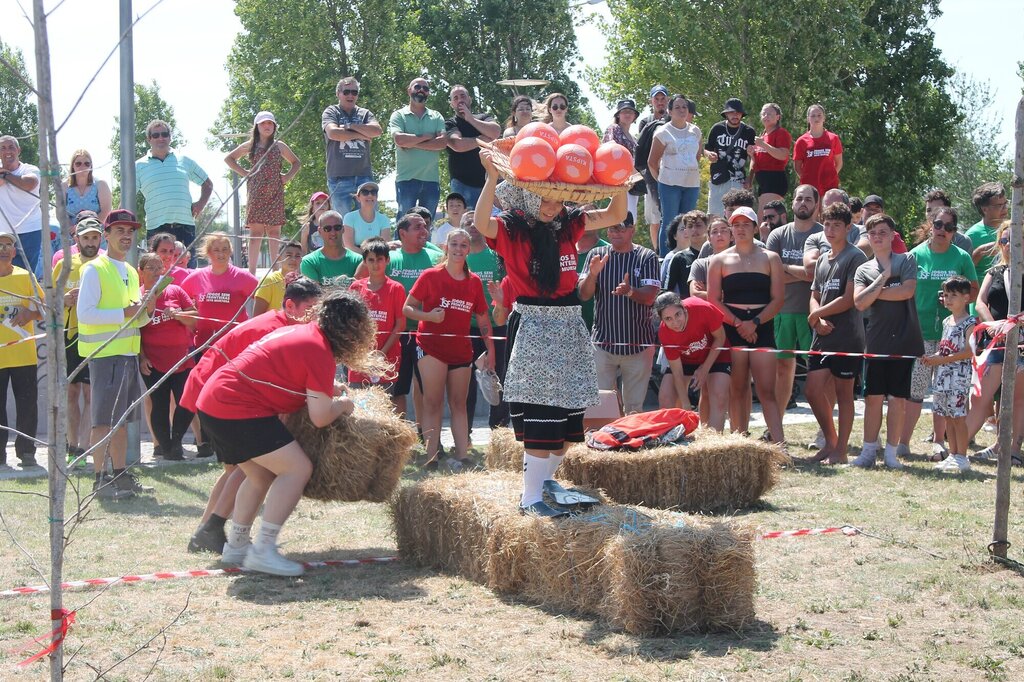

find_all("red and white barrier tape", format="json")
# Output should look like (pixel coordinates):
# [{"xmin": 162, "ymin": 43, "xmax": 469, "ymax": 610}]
[
  {"xmin": 758, "ymin": 525, "xmax": 860, "ymax": 540},
  {"xmin": 0, "ymin": 556, "xmax": 399, "ymax": 598}
]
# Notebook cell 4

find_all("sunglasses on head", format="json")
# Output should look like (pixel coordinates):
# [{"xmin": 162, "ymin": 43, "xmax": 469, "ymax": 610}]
[
  {"xmin": 342, "ymin": 89, "xmax": 359, "ymax": 96},
  {"xmin": 149, "ymin": 131, "xmax": 170, "ymax": 139},
  {"xmin": 320, "ymin": 223, "xmax": 343, "ymax": 232},
  {"xmin": 932, "ymin": 219, "xmax": 956, "ymax": 232},
  {"xmin": 549, "ymin": 103, "xmax": 567, "ymax": 111}
]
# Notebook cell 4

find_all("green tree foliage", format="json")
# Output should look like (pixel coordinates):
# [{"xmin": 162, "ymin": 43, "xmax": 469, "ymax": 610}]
[{"xmin": 0, "ymin": 41, "xmax": 39, "ymax": 165}]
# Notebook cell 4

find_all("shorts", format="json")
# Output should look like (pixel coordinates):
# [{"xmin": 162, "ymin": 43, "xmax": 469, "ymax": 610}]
[
  {"xmin": 755, "ymin": 170, "xmax": 788, "ymax": 197},
  {"xmin": 197, "ymin": 411, "xmax": 295, "ymax": 465},
  {"xmin": 807, "ymin": 353, "xmax": 860, "ymax": 379},
  {"xmin": 774, "ymin": 312, "xmax": 813, "ymax": 359},
  {"xmin": 509, "ymin": 402, "xmax": 586, "ymax": 451},
  {"xmin": 413, "ymin": 345, "xmax": 472, "ymax": 392},
  {"xmin": 910, "ymin": 340, "xmax": 939, "ymax": 402},
  {"xmin": 89, "ymin": 355, "xmax": 141, "ymax": 427},
  {"xmin": 985, "ymin": 347, "xmax": 1024, "ymax": 371},
  {"xmin": 393, "ymin": 333, "xmax": 419, "ymax": 396},
  {"xmin": 932, "ymin": 390, "xmax": 968, "ymax": 419},
  {"xmin": 725, "ymin": 305, "xmax": 775, "ymax": 348},
  {"xmin": 680, "ymin": 362, "xmax": 731, "ymax": 376},
  {"xmin": 864, "ymin": 358, "xmax": 914, "ymax": 399},
  {"xmin": 66, "ymin": 333, "xmax": 89, "ymax": 384}
]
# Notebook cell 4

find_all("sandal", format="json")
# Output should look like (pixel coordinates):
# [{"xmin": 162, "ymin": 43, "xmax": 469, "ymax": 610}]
[{"xmin": 424, "ymin": 459, "xmax": 439, "ymax": 471}]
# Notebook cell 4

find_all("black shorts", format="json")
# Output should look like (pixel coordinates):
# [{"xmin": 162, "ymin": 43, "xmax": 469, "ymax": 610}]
[
  {"xmin": 807, "ymin": 353, "xmax": 860, "ymax": 379},
  {"xmin": 724, "ymin": 306, "xmax": 775, "ymax": 349},
  {"xmin": 413, "ymin": 346, "xmax": 473, "ymax": 392},
  {"xmin": 681, "ymin": 361, "xmax": 731, "ymax": 376},
  {"xmin": 509, "ymin": 402, "xmax": 586, "ymax": 451},
  {"xmin": 864, "ymin": 358, "xmax": 914, "ymax": 399},
  {"xmin": 197, "ymin": 411, "xmax": 295, "ymax": 465},
  {"xmin": 393, "ymin": 333, "xmax": 419, "ymax": 396},
  {"xmin": 755, "ymin": 170, "xmax": 788, "ymax": 197},
  {"xmin": 65, "ymin": 334, "xmax": 89, "ymax": 384}
]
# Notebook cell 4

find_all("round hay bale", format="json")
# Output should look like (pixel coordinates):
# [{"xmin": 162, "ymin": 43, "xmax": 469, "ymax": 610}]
[{"xmin": 283, "ymin": 387, "xmax": 417, "ymax": 502}]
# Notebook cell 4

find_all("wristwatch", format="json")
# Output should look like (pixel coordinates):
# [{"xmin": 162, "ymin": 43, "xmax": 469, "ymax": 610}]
[{"xmin": 752, "ymin": 316, "xmax": 762, "ymax": 327}]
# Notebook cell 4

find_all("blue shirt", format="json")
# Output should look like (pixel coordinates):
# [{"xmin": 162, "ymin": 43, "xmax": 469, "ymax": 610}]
[{"xmin": 135, "ymin": 151, "xmax": 208, "ymax": 229}]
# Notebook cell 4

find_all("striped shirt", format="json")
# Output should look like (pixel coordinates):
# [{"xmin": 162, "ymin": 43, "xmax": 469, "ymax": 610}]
[
  {"xmin": 135, "ymin": 151, "xmax": 209, "ymax": 230},
  {"xmin": 582, "ymin": 244, "xmax": 660, "ymax": 356}
]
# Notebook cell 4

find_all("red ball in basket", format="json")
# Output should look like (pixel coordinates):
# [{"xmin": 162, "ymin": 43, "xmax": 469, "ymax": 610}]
[
  {"xmin": 558, "ymin": 124, "xmax": 601, "ymax": 155},
  {"xmin": 592, "ymin": 141, "xmax": 635, "ymax": 185},
  {"xmin": 553, "ymin": 143, "xmax": 594, "ymax": 184},
  {"xmin": 515, "ymin": 121, "xmax": 560, "ymax": 151},
  {"xmin": 509, "ymin": 136, "xmax": 557, "ymax": 181}
]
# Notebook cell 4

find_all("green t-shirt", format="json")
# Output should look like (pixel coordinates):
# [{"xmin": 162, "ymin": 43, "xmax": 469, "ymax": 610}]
[
  {"xmin": 965, "ymin": 221, "xmax": 997, "ymax": 274},
  {"xmin": 576, "ymin": 239, "xmax": 609, "ymax": 330},
  {"xmin": 909, "ymin": 242, "xmax": 978, "ymax": 341},
  {"xmin": 299, "ymin": 247, "xmax": 363, "ymax": 288},
  {"xmin": 387, "ymin": 247, "xmax": 442, "ymax": 329},
  {"xmin": 424, "ymin": 241, "xmax": 443, "ymax": 255},
  {"xmin": 467, "ymin": 246, "xmax": 500, "ymax": 326},
  {"xmin": 388, "ymin": 106, "xmax": 446, "ymax": 183}
]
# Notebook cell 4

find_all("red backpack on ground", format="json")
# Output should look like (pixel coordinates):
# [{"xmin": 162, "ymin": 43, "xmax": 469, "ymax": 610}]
[{"xmin": 586, "ymin": 409, "xmax": 700, "ymax": 451}]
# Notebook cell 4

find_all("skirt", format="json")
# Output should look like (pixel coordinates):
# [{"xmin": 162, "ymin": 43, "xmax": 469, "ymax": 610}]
[{"xmin": 504, "ymin": 295, "xmax": 599, "ymax": 409}]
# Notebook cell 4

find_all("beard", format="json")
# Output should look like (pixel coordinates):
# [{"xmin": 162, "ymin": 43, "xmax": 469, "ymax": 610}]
[
  {"xmin": 79, "ymin": 245, "xmax": 99, "ymax": 258},
  {"xmin": 795, "ymin": 207, "xmax": 813, "ymax": 220}
]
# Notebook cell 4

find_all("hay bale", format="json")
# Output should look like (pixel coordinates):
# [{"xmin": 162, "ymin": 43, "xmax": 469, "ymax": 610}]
[
  {"xmin": 284, "ymin": 387, "xmax": 417, "ymax": 502},
  {"xmin": 560, "ymin": 430, "xmax": 789, "ymax": 512},
  {"xmin": 486, "ymin": 427, "xmax": 522, "ymax": 472},
  {"xmin": 389, "ymin": 471, "xmax": 756, "ymax": 635}
]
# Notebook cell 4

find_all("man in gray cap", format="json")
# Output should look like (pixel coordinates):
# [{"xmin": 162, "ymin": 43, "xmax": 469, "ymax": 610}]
[
  {"xmin": 638, "ymin": 85, "xmax": 670, "ymax": 240},
  {"xmin": 705, "ymin": 98, "xmax": 756, "ymax": 217}
]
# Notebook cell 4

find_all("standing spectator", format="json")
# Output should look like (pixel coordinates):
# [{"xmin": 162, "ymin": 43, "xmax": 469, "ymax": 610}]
[
  {"xmin": 705, "ymin": 98, "xmax": 756, "ymax": 217},
  {"xmin": 638, "ymin": 85, "xmax": 670, "ymax": 231},
  {"xmin": 793, "ymin": 104, "xmax": 843, "ymax": 198},
  {"xmin": 857, "ymin": 194, "xmax": 909, "ymax": 256},
  {"xmin": 224, "ymin": 111, "xmax": 302, "ymax": 274},
  {"xmin": 647, "ymin": 95, "xmax": 702, "ymax": 257},
  {"xmin": 751, "ymin": 103, "xmax": 791, "ymax": 216},
  {"xmin": 922, "ymin": 192, "xmax": 972, "ymax": 252},
  {"xmin": 502, "ymin": 95, "xmax": 535, "ymax": 138},
  {"xmin": 765, "ymin": 184, "xmax": 822, "ymax": 415},
  {"xmin": 54, "ymin": 218, "xmax": 103, "ymax": 464},
  {"xmin": 135, "ymin": 121, "xmax": 213, "ymax": 266},
  {"xmin": 542, "ymin": 93, "xmax": 572, "ymax": 133},
  {"xmin": 299, "ymin": 191, "xmax": 331, "ymax": 254},
  {"xmin": 431, "ymin": 193, "xmax": 467, "ymax": 247},
  {"xmin": 63, "ymin": 148, "xmax": 111, "ymax": 224},
  {"xmin": 76, "ymin": 209, "xmax": 153, "ymax": 498},
  {"xmin": 52, "ymin": 211, "xmax": 107, "ymax": 268},
  {"xmin": 253, "ymin": 240, "xmax": 303, "ymax": 316},
  {"xmin": 0, "ymin": 231, "xmax": 43, "ymax": 468},
  {"xmin": 445, "ymin": 85, "xmax": 500, "ymax": 208},
  {"xmin": 390, "ymin": 78, "xmax": 447, "ymax": 217},
  {"xmin": 806, "ymin": 203, "xmax": 867, "ymax": 464},
  {"xmin": 696, "ymin": 189, "xmax": 759, "ymax": 258},
  {"xmin": 342, "ymin": 181, "xmax": 390, "ymax": 251},
  {"xmin": 851, "ymin": 214, "xmax": 924, "ymax": 469},
  {"xmin": 575, "ymin": 220, "xmax": 609, "ymax": 331},
  {"xmin": 758, "ymin": 199, "xmax": 787, "ymax": 242},
  {"xmin": 150, "ymin": 232, "xmax": 190, "ymax": 286},
  {"xmin": 322, "ymin": 76, "xmax": 382, "ymax": 214},
  {"xmin": 349, "ymin": 238, "xmax": 405, "ymax": 403},
  {"xmin": 298, "ymin": 210, "xmax": 363, "ymax": 287},
  {"xmin": 0, "ymin": 135, "xmax": 43, "ymax": 276},
  {"xmin": 138, "ymin": 252, "xmax": 196, "ymax": 460},
  {"xmin": 638, "ymin": 85, "xmax": 669, "ymax": 135},
  {"xmin": 849, "ymin": 196, "xmax": 864, "ymax": 224},
  {"xmin": 181, "ymin": 234, "xmax": 258, "ymax": 351},
  {"xmin": 604, "ymin": 99, "xmax": 640, "ymax": 220},
  {"xmin": 661, "ymin": 211, "xmax": 702, "ymax": 295},
  {"xmin": 965, "ymin": 182, "xmax": 1009, "ymax": 274},
  {"xmin": 689, "ymin": 216, "xmax": 733, "ymax": 300},
  {"xmin": 579, "ymin": 213, "xmax": 660, "ymax": 415}
]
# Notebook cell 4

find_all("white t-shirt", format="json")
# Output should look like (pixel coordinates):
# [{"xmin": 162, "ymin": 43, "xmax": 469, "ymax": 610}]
[
  {"xmin": 653, "ymin": 123, "xmax": 701, "ymax": 188},
  {"xmin": 431, "ymin": 221, "xmax": 455, "ymax": 246},
  {"xmin": 0, "ymin": 163, "xmax": 42, "ymax": 234}
]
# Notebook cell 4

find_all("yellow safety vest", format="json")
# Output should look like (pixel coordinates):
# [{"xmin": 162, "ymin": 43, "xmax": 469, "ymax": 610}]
[{"xmin": 77, "ymin": 256, "xmax": 144, "ymax": 358}]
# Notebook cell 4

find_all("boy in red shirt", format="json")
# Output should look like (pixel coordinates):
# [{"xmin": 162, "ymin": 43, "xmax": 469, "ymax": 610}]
[{"xmin": 349, "ymin": 238, "xmax": 406, "ymax": 406}]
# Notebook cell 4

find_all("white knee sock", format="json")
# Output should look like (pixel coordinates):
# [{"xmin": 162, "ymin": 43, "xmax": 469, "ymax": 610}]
[
  {"xmin": 255, "ymin": 521, "xmax": 283, "ymax": 549},
  {"xmin": 521, "ymin": 454, "xmax": 548, "ymax": 507},
  {"xmin": 226, "ymin": 522, "xmax": 251, "ymax": 549},
  {"xmin": 546, "ymin": 453, "xmax": 564, "ymax": 482}
]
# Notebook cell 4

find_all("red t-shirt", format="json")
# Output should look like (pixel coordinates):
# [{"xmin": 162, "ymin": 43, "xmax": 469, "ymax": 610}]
[
  {"xmin": 348, "ymin": 276, "xmax": 406, "ymax": 384},
  {"xmin": 196, "ymin": 322, "xmax": 336, "ymax": 420},
  {"xmin": 485, "ymin": 210, "xmax": 586, "ymax": 299},
  {"xmin": 794, "ymin": 130, "xmax": 843, "ymax": 195},
  {"xmin": 181, "ymin": 265, "xmax": 258, "ymax": 348},
  {"xmin": 141, "ymin": 284, "xmax": 196, "ymax": 374},
  {"xmin": 658, "ymin": 297, "xmax": 729, "ymax": 366},
  {"xmin": 409, "ymin": 267, "xmax": 487, "ymax": 365},
  {"xmin": 751, "ymin": 127, "xmax": 792, "ymax": 173},
  {"xmin": 179, "ymin": 310, "xmax": 291, "ymax": 412}
]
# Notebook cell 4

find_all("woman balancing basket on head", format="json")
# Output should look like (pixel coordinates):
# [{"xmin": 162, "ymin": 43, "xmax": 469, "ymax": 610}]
[{"xmin": 475, "ymin": 132, "xmax": 636, "ymax": 518}]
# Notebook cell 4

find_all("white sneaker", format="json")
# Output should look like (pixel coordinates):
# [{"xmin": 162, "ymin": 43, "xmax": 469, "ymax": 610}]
[
  {"xmin": 883, "ymin": 448, "xmax": 904, "ymax": 470},
  {"xmin": 808, "ymin": 430, "xmax": 826, "ymax": 450},
  {"xmin": 221, "ymin": 541, "xmax": 251, "ymax": 566},
  {"xmin": 937, "ymin": 454, "xmax": 971, "ymax": 473},
  {"xmin": 242, "ymin": 543, "xmax": 305, "ymax": 576},
  {"xmin": 974, "ymin": 445, "xmax": 998, "ymax": 460},
  {"xmin": 895, "ymin": 443, "xmax": 911, "ymax": 459},
  {"xmin": 983, "ymin": 418, "xmax": 998, "ymax": 433},
  {"xmin": 850, "ymin": 445, "xmax": 878, "ymax": 468}
]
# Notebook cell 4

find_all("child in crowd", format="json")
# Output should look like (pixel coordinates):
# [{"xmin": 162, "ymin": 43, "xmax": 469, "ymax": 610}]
[
  {"xmin": 431, "ymin": 192, "xmax": 467, "ymax": 247},
  {"xmin": 922, "ymin": 276, "xmax": 977, "ymax": 473},
  {"xmin": 253, "ymin": 240, "xmax": 303, "ymax": 315}
]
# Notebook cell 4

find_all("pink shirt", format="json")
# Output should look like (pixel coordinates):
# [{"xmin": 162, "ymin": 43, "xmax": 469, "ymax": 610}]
[{"xmin": 181, "ymin": 265, "xmax": 258, "ymax": 348}]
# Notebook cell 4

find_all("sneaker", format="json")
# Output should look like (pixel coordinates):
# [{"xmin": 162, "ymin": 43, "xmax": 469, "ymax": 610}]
[
  {"xmin": 937, "ymin": 454, "xmax": 971, "ymax": 473},
  {"xmin": 189, "ymin": 524, "xmax": 228, "ymax": 553},
  {"xmin": 519, "ymin": 500, "xmax": 571, "ymax": 518},
  {"xmin": 807, "ymin": 430, "xmax": 826, "ymax": 451},
  {"xmin": 974, "ymin": 445, "xmax": 999, "ymax": 461},
  {"xmin": 921, "ymin": 433, "xmax": 935, "ymax": 443},
  {"xmin": 221, "ymin": 541, "xmax": 251, "ymax": 566},
  {"xmin": 67, "ymin": 446, "xmax": 87, "ymax": 469},
  {"xmin": 475, "ymin": 367, "xmax": 503, "ymax": 406},
  {"xmin": 195, "ymin": 442, "xmax": 215, "ymax": 458},
  {"xmin": 850, "ymin": 445, "xmax": 878, "ymax": 468},
  {"xmin": 895, "ymin": 443, "xmax": 911, "ymax": 459},
  {"xmin": 92, "ymin": 477, "xmax": 135, "ymax": 500},
  {"xmin": 112, "ymin": 471, "xmax": 155, "ymax": 494},
  {"xmin": 243, "ymin": 543, "xmax": 304, "ymax": 576},
  {"xmin": 883, "ymin": 448, "xmax": 904, "ymax": 470},
  {"xmin": 983, "ymin": 417, "xmax": 998, "ymax": 433},
  {"xmin": 163, "ymin": 443, "xmax": 185, "ymax": 461},
  {"xmin": 18, "ymin": 454, "xmax": 39, "ymax": 468}
]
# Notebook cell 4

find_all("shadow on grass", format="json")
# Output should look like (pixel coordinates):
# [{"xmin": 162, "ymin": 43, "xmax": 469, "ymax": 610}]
[
  {"xmin": 227, "ymin": 547, "xmax": 427, "ymax": 605},
  {"xmin": 579, "ymin": 617, "xmax": 779, "ymax": 660}
]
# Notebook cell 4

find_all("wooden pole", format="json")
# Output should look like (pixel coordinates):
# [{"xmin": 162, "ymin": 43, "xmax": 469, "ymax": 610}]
[{"xmin": 992, "ymin": 95, "xmax": 1024, "ymax": 561}]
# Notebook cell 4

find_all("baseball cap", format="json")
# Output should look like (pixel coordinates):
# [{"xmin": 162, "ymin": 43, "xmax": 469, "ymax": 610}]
[
  {"xmin": 76, "ymin": 217, "xmax": 103, "ymax": 236},
  {"xmin": 728, "ymin": 206, "xmax": 759, "ymax": 225},
  {"xmin": 254, "ymin": 111, "xmax": 277, "ymax": 126},
  {"xmin": 721, "ymin": 97, "xmax": 746, "ymax": 116},
  {"xmin": 73, "ymin": 209, "xmax": 99, "ymax": 225},
  {"xmin": 649, "ymin": 85, "xmax": 669, "ymax": 98},
  {"xmin": 0, "ymin": 232, "xmax": 16, "ymax": 245},
  {"xmin": 103, "ymin": 208, "xmax": 141, "ymax": 230},
  {"xmin": 356, "ymin": 181, "xmax": 379, "ymax": 194},
  {"xmin": 863, "ymin": 194, "xmax": 884, "ymax": 208}
]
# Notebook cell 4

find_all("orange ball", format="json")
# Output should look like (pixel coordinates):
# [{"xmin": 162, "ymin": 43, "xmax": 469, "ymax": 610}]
[
  {"xmin": 509, "ymin": 137, "xmax": 556, "ymax": 181},
  {"xmin": 592, "ymin": 141, "xmax": 635, "ymax": 185},
  {"xmin": 553, "ymin": 144, "xmax": 594, "ymax": 184},
  {"xmin": 559, "ymin": 125, "xmax": 600, "ymax": 155},
  {"xmin": 515, "ymin": 121, "xmax": 561, "ymax": 151}
]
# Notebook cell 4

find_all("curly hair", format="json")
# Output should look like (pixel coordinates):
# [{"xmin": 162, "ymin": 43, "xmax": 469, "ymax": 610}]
[{"xmin": 316, "ymin": 290, "xmax": 391, "ymax": 376}]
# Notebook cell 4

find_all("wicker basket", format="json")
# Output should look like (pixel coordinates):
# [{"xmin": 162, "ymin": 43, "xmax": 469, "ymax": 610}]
[{"xmin": 481, "ymin": 137, "xmax": 641, "ymax": 203}]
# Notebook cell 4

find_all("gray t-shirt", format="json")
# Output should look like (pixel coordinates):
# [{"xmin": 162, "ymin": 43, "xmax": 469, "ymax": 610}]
[
  {"xmin": 688, "ymin": 256, "xmax": 710, "ymax": 289},
  {"xmin": 765, "ymin": 221, "xmax": 823, "ymax": 314},
  {"xmin": 804, "ymin": 226, "xmax": 860, "ymax": 257},
  {"xmin": 811, "ymin": 244, "xmax": 867, "ymax": 352},
  {"xmin": 322, "ymin": 104, "xmax": 377, "ymax": 178},
  {"xmin": 853, "ymin": 253, "xmax": 925, "ymax": 356}
]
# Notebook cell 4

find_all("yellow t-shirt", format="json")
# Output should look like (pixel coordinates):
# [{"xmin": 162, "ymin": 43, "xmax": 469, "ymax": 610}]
[
  {"xmin": 53, "ymin": 253, "xmax": 88, "ymax": 336},
  {"xmin": 0, "ymin": 266, "xmax": 44, "ymax": 368},
  {"xmin": 254, "ymin": 270, "xmax": 285, "ymax": 311}
]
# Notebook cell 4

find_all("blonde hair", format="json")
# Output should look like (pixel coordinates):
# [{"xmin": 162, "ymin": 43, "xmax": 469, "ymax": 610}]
[
  {"xmin": 996, "ymin": 220, "xmax": 1012, "ymax": 267},
  {"xmin": 68, "ymin": 148, "xmax": 93, "ymax": 187},
  {"xmin": 198, "ymin": 233, "xmax": 232, "ymax": 259}
]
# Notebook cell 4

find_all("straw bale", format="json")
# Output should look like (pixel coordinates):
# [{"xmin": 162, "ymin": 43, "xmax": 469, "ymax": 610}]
[
  {"xmin": 389, "ymin": 471, "xmax": 756, "ymax": 634},
  {"xmin": 283, "ymin": 387, "xmax": 417, "ymax": 503},
  {"xmin": 485, "ymin": 427, "xmax": 523, "ymax": 472}
]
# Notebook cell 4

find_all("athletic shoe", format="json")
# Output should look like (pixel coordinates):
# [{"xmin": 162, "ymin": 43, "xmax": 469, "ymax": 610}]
[
  {"xmin": 974, "ymin": 445, "xmax": 998, "ymax": 460},
  {"xmin": 519, "ymin": 500, "xmax": 570, "ymax": 519},
  {"xmin": 92, "ymin": 478, "xmax": 134, "ymax": 500},
  {"xmin": 112, "ymin": 471, "xmax": 154, "ymax": 494},
  {"xmin": 18, "ymin": 454, "xmax": 39, "ymax": 468},
  {"xmin": 163, "ymin": 443, "xmax": 185, "ymax": 461},
  {"xmin": 221, "ymin": 541, "xmax": 251, "ymax": 566},
  {"xmin": 895, "ymin": 443, "xmax": 911, "ymax": 459},
  {"xmin": 883, "ymin": 448, "xmax": 904, "ymax": 470},
  {"xmin": 983, "ymin": 417, "xmax": 998, "ymax": 433},
  {"xmin": 808, "ymin": 430, "xmax": 826, "ymax": 450},
  {"xmin": 849, "ymin": 445, "xmax": 878, "ymax": 468},
  {"xmin": 937, "ymin": 454, "xmax": 971, "ymax": 473},
  {"xmin": 195, "ymin": 443, "xmax": 215, "ymax": 458},
  {"xmin": 243, "ymin": 543, "xmax": 305, "ymax": 576},
  {"xmin": 188, "ymin": 524, "xmax": 228, "ymax": 554},
  {"xmin": 921, "ymin": 433, "xmax": 935, "ymax": 443},
  {"xmin": 543, "ymin": 479, "xmax": 599, "ymax": 507},
  {"xmin": 476, "ymin": 368, "xmax": 502, "ymax": 406}
]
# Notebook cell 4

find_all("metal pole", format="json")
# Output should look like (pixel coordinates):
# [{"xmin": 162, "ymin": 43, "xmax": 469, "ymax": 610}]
[
  {"xmin": 231, "ymin": 170, "xmax": 242, "ymax": 267},
  {"xmin": 991, "ymin": 95, "xmax": 1024, "ymax": 561}
]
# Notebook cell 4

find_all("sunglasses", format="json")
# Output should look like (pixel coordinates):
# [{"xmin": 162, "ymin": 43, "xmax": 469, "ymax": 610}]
[
  {"xmin": 932, "ymin": 220, "xmax": 956, "ymax": 232},
  {"xmin": 149, "ymin": 131, "xmax": 170, "ymax": 139},
  {"xmin": 412, "ymin": 84, "xmax": 430, "ymax": 92},
  {"xmin": 359, "ymin": 189, "xmax": 378, "ymax": 196},
  {"xmin": 549, "ymin": 103, "xmax": 567, "ymax": 111},
  {"xmin": 342, "ymin": 89, "xmax": 359, "ymax": 96},
  {"xmin": 320, "ymin": 223, "xmax": 343, "ymax": 232},
  {"xmin": 73, "ymin": 160, "xmax": 92, "ymax": 167},
  {"xmin": 998, "ymin": 237, "xmax": 1010, "ymax": 245}
]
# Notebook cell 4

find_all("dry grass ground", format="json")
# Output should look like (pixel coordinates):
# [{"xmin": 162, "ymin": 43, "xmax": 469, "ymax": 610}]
[{"xmin": 2, "ymin": 420, "xmax": 1024, "ymax": 681}]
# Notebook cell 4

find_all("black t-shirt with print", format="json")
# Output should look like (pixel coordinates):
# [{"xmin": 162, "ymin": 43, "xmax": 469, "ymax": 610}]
[{"xmin": 704, "ymin": 121, "xmax": 755, "ymax": 185}]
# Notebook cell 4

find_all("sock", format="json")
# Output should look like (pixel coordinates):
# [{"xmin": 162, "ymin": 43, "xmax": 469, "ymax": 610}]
[
  {"xmin": 203, "ymin": 513, "xmax": 228, "ymax": 532},
  {"xmin": 521, "ymin": 454, "xmax": 548, "ymax": 507},
  {"xmin": 226, "ymin": 521, "xmax": 252, "ymax": 549},
  {"xmin": 255, "ymin": 521, "xmax": 283, "ymax": 549},
  {"xmin": 546, "ymin": 453, "xmax": 564, "ymax": 482},
  {"xmin": 884, "ymin": 444, "xmax": 898, "ymax": 459},
  {"xmin": 112, "ymin": 467, "xmax": 125, "ymax": 479},
  {"xmin": 863, "ymin": 440, "xmax": 879, "ymax": 452}
]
